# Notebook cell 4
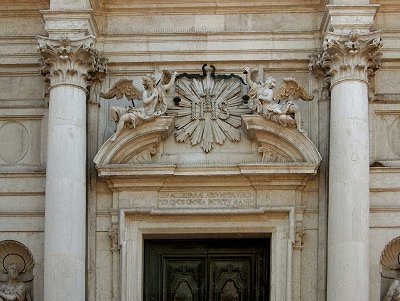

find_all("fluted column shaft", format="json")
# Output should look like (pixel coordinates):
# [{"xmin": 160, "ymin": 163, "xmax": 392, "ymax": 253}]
[
  {"xmin": 38, "ymin": 36, "xmax": 103, "ymax": 300},
  {"xmin": 311, "ymin": 31, "xmax": 382, "ymax": 300}
]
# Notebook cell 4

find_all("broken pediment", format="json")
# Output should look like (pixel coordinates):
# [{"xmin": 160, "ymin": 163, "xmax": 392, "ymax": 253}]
[
  {"xmin": 242, "ymin": 115, "xmax": 321, "ymax": 165},
  {"xmin": 94, "ymin": 114, "xmax": 321, "ymax": 178},
  {"xmin": 93, "ymin": 116, "xmax": 174, "ymax": 166},
  {"xmin": 94, "ymin": 64, "xmax": 321, "ymax": 178}
]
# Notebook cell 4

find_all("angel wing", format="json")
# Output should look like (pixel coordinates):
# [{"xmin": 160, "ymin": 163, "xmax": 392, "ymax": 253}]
[
  {"xmin": 160, "ymin": 69, "xmax": 173, "ymax": 86},
  {"xmin": 274, "ymin": 77, "xmax": 314, "ymax": 101},
  {"xmin": 100, "ymin": 79, "xmax": 141, "ymax": 101}
]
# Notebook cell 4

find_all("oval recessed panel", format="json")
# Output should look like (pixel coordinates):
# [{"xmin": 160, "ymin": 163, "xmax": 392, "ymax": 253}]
[
  {"xmin": 0, "ymin": 121, "xmax": 29, "ymax": 164},
  {"xmin": 389, "ymin": 117, "xmax": 400, "ymax": 158}
]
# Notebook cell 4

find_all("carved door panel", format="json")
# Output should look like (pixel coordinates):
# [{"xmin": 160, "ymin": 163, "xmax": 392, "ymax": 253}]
[{"xmin": 144, "ymin": 239, "xmax": 269, "ymax": 301}]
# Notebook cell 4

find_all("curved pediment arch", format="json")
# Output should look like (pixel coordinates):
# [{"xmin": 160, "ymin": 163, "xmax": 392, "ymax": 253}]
[
  {"xmin": 94, "ymin": 114, "xmax": 321, "ymax": 178},
  {"xmin": 94, "ymin": 116, "xmax": 174, "ymax": 166},
  {"xmin": 242, "ymin": 115, "xmax": 321, "ymax": 165}
]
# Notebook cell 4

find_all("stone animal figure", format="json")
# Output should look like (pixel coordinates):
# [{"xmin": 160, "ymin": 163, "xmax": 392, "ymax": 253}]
[
  {"xmin": 101, "ymin": 70, "xmax": 177, "ymax": 142},
  {"xmin": 244, "ymin": 67, "xmax": 313, "ymax": 133}
]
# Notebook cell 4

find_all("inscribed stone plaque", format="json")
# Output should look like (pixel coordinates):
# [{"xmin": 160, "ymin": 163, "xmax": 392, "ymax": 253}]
[{"xmin": 157, "ymin": 190, "xmax": 256, "ymax": 209}]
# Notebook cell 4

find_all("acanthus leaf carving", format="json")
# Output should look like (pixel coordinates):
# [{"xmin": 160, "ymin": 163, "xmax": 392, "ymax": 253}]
[
  {"xmin": 293, "ymin": 227, "xmax": 305, "ymax": 250},
  {"xmin": 126, "ymin": 146, "xmax": 157, "ymax": 164},
  {"xmin": 108, "ymin": 222, "xmax": 119, "ymax": 252},
  {"xmin": 38, "ymin": 36, "xmax": 106, "ymax": 91},
  {"xmin": 88, "ymin": 54, "xmax": 108, "ymax": 103},
  {"xmin": 258, "ymin": 146, "xmax": 292, "ymax": 163},
  {"xmin": 309, "ymin": 31, "xmax": 382, "ymax": 88}
]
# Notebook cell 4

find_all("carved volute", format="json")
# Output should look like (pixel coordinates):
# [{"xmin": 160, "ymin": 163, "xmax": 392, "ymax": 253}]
[
  {"xmin": 309, "ymin": 31, "xmax": 382, "ymax": 87},
  {"xmin": 37, "ymin": 36, "xmax": 107, "ymax": 91}
]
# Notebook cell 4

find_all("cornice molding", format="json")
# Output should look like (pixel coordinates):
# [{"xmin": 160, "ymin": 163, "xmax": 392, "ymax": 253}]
[{"xmin": 91, "ymin": 0, "xmax": 325, "ymax": 15}]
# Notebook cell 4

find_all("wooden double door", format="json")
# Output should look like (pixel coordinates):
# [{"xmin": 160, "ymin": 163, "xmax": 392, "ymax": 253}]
[{"xmin": 144, "ymin": 238, "xmax": 270, "ymax": 301}]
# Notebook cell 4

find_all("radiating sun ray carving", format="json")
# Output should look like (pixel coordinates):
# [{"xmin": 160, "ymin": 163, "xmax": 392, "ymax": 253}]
[{"xmin": 168, "ymin": 65, "xmax": 251, "ymax": 152}]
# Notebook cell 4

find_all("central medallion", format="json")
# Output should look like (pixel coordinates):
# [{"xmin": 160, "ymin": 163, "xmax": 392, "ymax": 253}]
[{"xmin": 167, "ymin": 64, "xmax": 250, "ymax": 152}]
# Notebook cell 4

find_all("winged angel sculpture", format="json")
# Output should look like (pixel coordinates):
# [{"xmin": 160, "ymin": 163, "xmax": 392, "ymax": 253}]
[
  {"xmin": 101, "ymin": 70, "xmax": 177, "ymax": 141},
  {"xmin": 244, "ymin": 67, "xmax": 313, "ymax": 133}
]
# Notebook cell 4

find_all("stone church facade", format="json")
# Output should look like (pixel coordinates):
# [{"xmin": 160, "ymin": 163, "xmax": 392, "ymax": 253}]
[{"xmin": 0, "ymin": 0, "xmax": 400, "ymax": 300}]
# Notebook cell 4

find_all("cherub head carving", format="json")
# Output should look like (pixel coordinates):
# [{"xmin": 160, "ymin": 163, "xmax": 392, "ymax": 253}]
[
  {"xmin": 263, "ymin": 76, "xmax": 277, "ymax": 89},
  {"xmin": 3, "ymin": 254, "xmax": 25, "ymax": 280},
  {"xmin": 142, "ymin": 74, "xmax": 157, "ymax": 89}
]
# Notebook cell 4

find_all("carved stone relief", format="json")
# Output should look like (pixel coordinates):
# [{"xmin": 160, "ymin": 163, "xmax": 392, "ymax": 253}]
[
  {"xmin": 258, "ymin": 146, "xmax": 292, "ymax": 163},
  {"xmin": 167, "ymin": 64, "xmax": 251, "ymax": 152},
  {"xmin": 108, "ymin": 222, "xmax": 119, "ymax": 252},
  {"xmin": 381, "ymin": 237, "xmax": 400, "ymax": 272},
  {"xmin": 380, "ymin": 237, "xmax": 400, "ymax": 300},
  {"xmin": 94, "ymin": 65, "xmax": 321, "ymax": 167},
  {"xmin": 244, "ymin": 68, "xmax": 313, "ymax": 134},
  {"xmin": 101, "ymin": 70, "xmax": 177, "ymax": 142},
  {"xmin": 0, "ymin": 240, "xmax": 35, "ymax": 301}
]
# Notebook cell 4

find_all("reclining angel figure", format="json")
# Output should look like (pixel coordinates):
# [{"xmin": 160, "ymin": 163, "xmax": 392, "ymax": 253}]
[
  {"xmin": 101, "ymin": 70, "xmax": 177, "ymax": 141},
  {"xmin": 244, "ymin": 67, "xmax": 313, "ymax": 133}
]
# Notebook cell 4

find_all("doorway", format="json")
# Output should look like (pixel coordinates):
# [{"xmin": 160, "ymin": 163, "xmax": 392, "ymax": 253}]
[{"xmin": 144, "ymin": 238, "xmax": 270, "ymax": 301}]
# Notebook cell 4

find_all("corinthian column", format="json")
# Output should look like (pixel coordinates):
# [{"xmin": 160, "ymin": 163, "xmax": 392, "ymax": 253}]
[
  {"xmin": 38, "ymin": 36, "xmax": 105, "ymax": 300},
  {"xmin": 311, "ymin": 30, "xmax": 382, "ymax": 300}
]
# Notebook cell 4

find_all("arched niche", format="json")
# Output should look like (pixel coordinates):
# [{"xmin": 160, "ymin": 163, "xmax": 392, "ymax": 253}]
[
  {"xmin": 0, "ymin": 240, "xmax": 35, "ymax": 301},
  {"xmin": 380, "ymin": 236, "xmax": 400, "ymax": 300}
]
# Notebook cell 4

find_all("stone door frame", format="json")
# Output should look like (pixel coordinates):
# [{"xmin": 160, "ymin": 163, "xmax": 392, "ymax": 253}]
[{"xmin": 118, "ymin": 207, "xmax": 295, "ymax": 301}]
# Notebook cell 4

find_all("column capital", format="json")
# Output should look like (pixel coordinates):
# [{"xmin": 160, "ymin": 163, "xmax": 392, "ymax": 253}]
[
  {"xmin": 309, "ymin": 31, "xmax": 382, "ymax": 88},
  {"xmin": 37, "ymin": 36, "xmax": 107, "ymax": 91}
]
